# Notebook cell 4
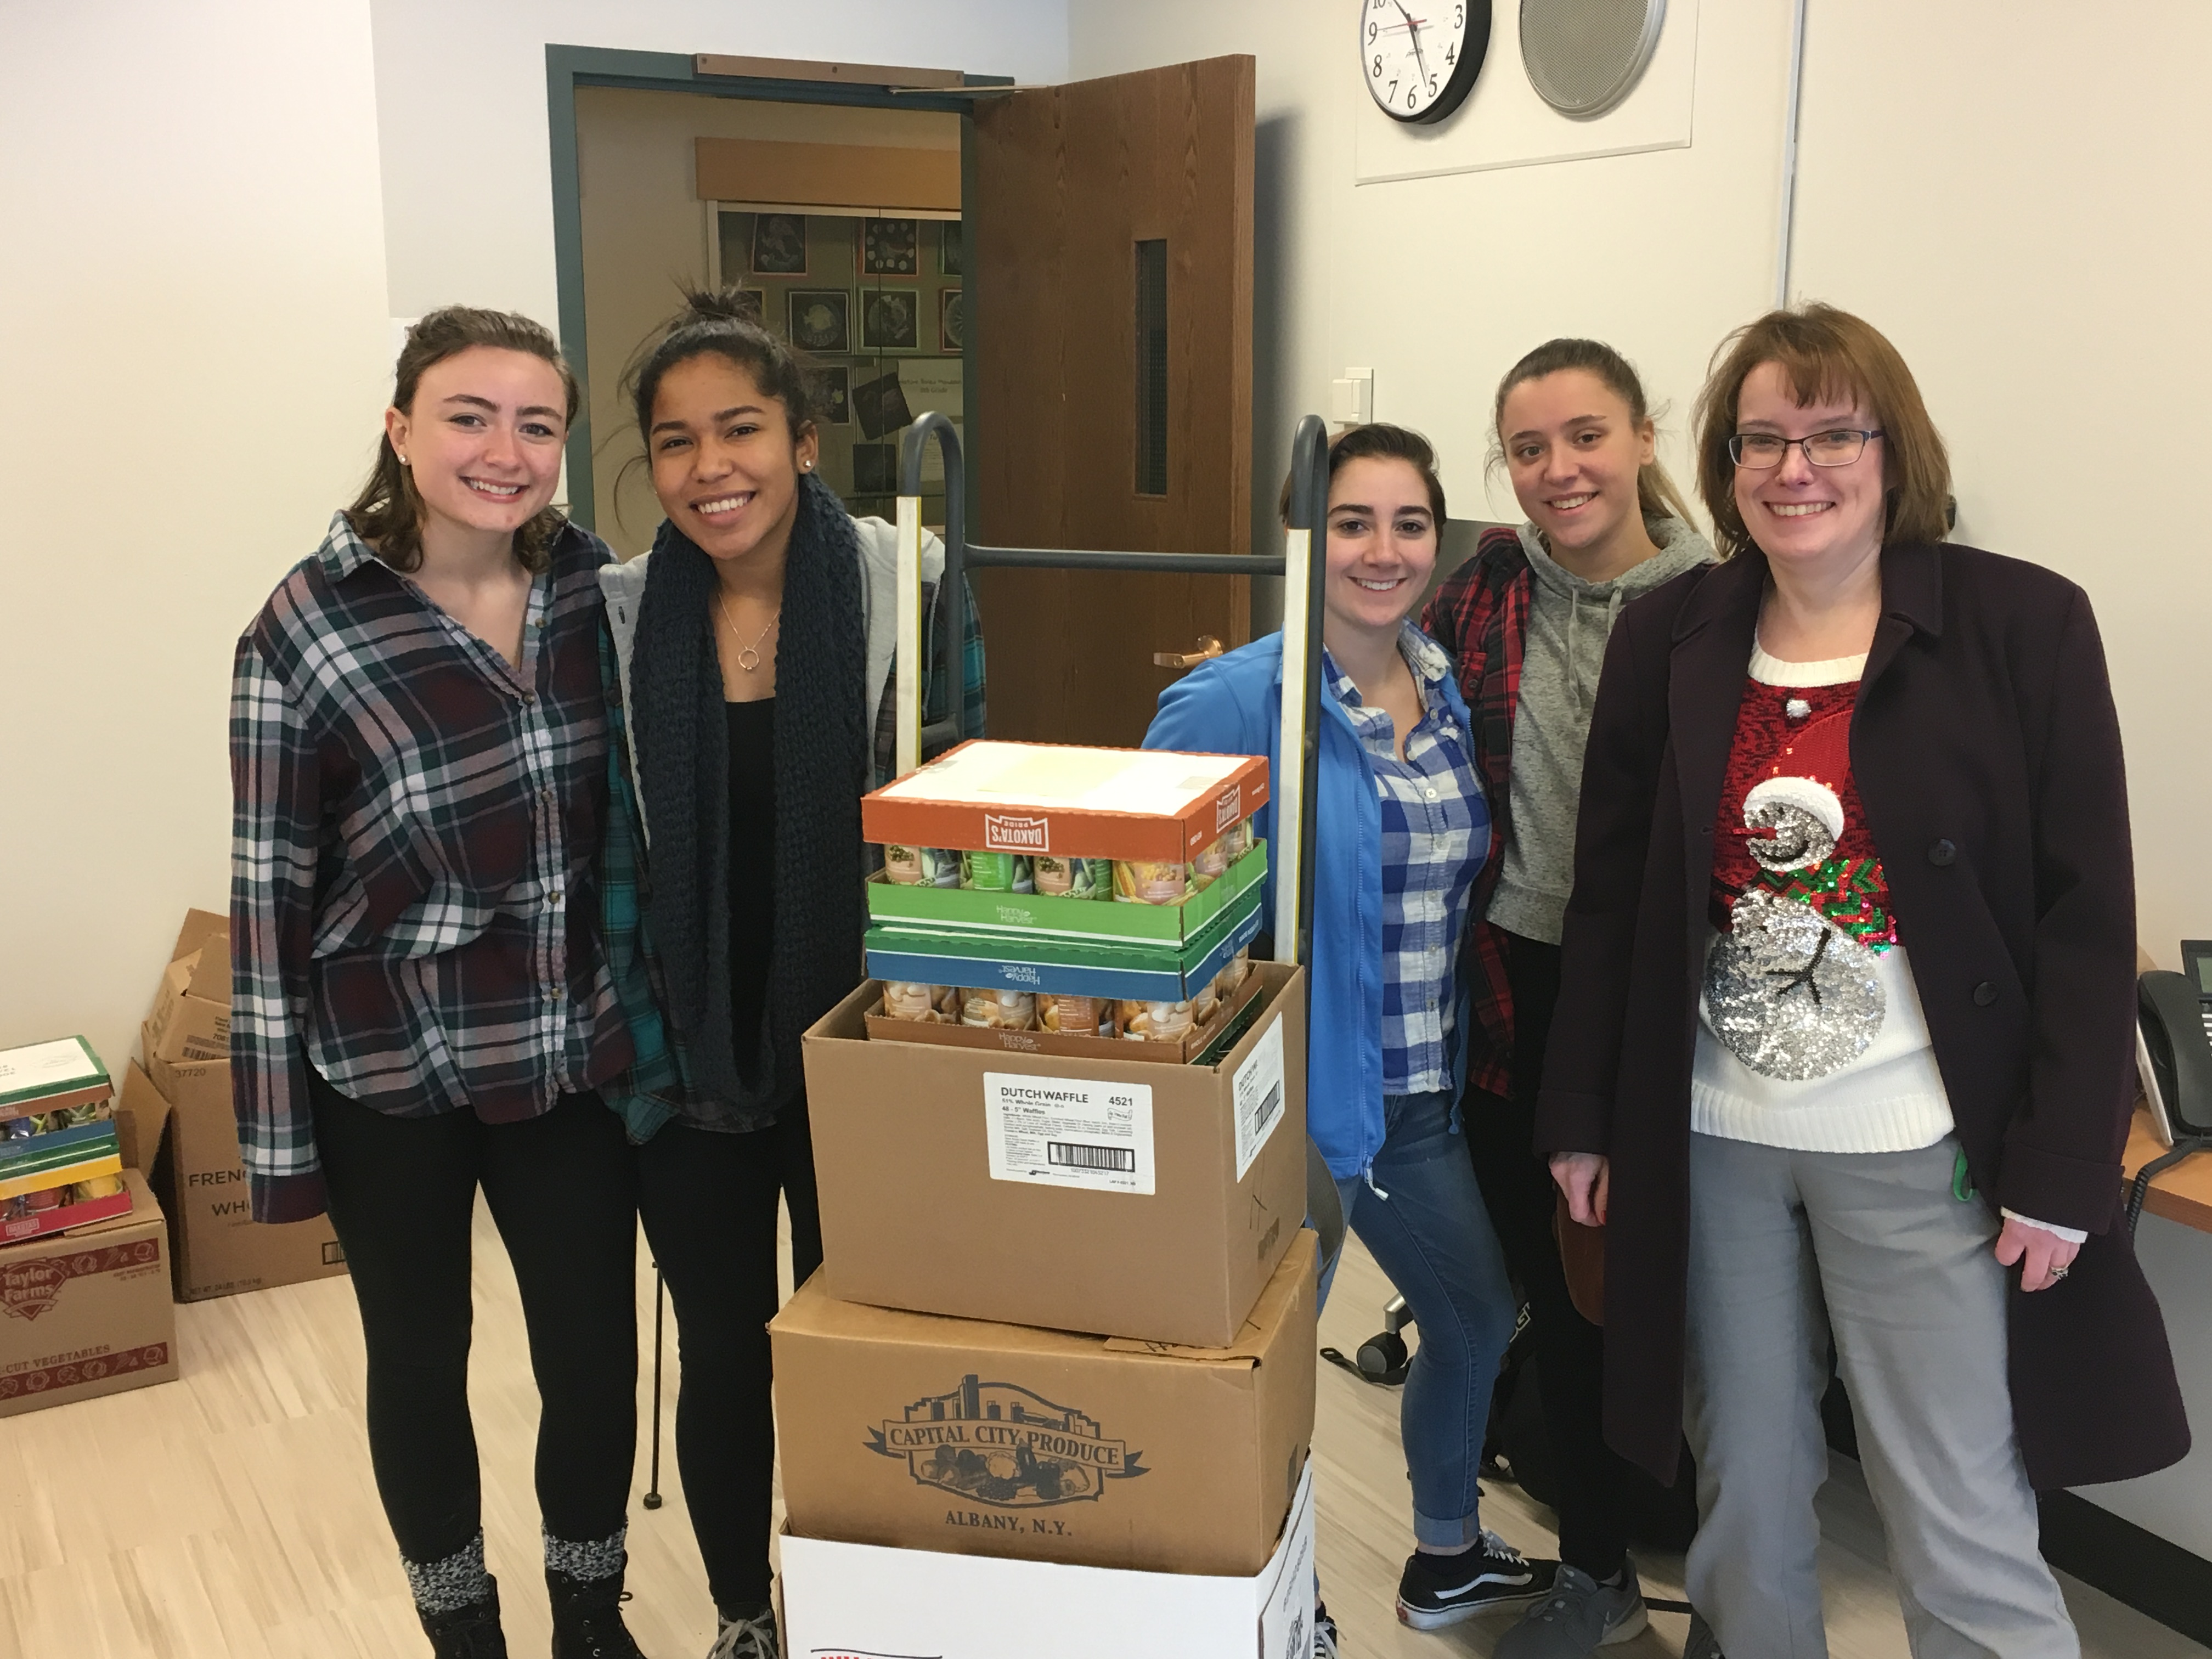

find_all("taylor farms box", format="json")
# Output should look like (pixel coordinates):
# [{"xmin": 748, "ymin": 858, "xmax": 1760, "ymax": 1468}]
[
  {"xmin": 0, "ymin": 1167, "xmax": 178, "ymax": 1419},
  {"xmin": 771, "ymin": 1232, "xmax": 1316, "ymax": 1579},
  {"xmin": 803, "ymin": 963, "xmax": 1306, "ymax": 1347},
  {"xmin": 140, "ymin": 1026, "xmax": 347, "ymax": 1302},
  {"xmin": 863, "ymin": 741, "xmax": 1269, "ymax": 865},
  {"xmin": 144, "ymin": 909, "xmax": 231, "ymax": 1064},
  {"xmin": 781, "ymin": 1459, "xmax": 1315, "ymax": 1659}
]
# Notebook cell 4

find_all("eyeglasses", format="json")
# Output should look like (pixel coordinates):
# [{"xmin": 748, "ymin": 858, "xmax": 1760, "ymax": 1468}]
[{"xmin": 1728, "ymin": 429, "xmax": 1884, "ymax": 469}]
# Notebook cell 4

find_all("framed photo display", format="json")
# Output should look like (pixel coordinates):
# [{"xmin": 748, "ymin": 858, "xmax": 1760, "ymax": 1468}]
[
  {"xmin": 938, "ymin": 287, "xmax": 964, "ymax": 353},
  {"xmin": 861, "ymin": 287, "xmax": 920, "ymax": 351},
  {"xmin": 815, "ymin": 365, "xmax": 851, "ymax": 426},
  {"xmin": 937, "ymin": 220, "xmax": 963, "ymax": 277},
  {"xmin": 851, "ymin": 370, "xmax": 913, "ymax": 441},
  {"xmin": 861, "ymin": 217, "xmax": 921, "ymax": 276},
  {"xmin": 787, "ymin": 289, "xmax": 851, "ymax": 354},
  {"xmin": 750, "ymin": 213, "xmax": 808, "ymax": 276}
]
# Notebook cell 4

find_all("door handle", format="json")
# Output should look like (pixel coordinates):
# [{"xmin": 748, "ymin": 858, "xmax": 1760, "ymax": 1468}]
[{"xmin": 1154, "ymin": 635, "xmax": 1224, "ymax": 670}]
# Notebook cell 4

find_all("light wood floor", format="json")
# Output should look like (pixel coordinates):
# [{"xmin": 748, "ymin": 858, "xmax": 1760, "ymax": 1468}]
[{"xmin": 1, "ymin": 1202, "xmax": 2202, "ymax": 1658}]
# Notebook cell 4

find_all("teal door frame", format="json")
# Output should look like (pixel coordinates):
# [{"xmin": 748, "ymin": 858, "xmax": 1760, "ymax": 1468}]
[{"xmin": 544, "ymin": 44, "xmax": 1002, "ymax": 530}]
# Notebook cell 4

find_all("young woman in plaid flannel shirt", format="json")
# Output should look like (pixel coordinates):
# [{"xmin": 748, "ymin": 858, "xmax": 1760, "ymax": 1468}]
[{"xmin": 1147, "ymin": 425, "xmax": 1555, "ymax": 1649}]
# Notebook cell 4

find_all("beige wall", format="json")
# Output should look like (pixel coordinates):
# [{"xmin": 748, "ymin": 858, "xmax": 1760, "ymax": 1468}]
[
  {"xmin": 574, "ymin": 88, "xmax": 960, "ymax": 558},
  {"xmin": 0, "ymin": 0, "xmax": 393, "ymax": 1079}
]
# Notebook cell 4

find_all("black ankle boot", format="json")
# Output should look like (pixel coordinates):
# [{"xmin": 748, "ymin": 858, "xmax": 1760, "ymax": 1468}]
[
  {"xmin": 548, "ymin": 1567, "xmax": 647, "ymax": 1659},
  {"xmin": 419, "ymin": 1577, "xmax": 508, "ymax": 1658}
]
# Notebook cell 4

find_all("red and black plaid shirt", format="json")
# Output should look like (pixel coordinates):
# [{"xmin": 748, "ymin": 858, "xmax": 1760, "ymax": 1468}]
[{"xmin": 1419, "ymin": 527, "xmax": 1533, "ymax": 1101}]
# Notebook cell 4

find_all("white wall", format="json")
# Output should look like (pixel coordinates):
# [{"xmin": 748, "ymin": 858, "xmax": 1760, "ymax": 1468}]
[
  {"xmin": 369, "ymin": 0, "xmax": 1069, "ymax": 325},
  {"xmin": 0, "ymin": 1, "xmax": 394, "ymax": 1076},
  {"xmin": 1070, "ymin": 0, "xmax": 1799, "ymax": 572}
]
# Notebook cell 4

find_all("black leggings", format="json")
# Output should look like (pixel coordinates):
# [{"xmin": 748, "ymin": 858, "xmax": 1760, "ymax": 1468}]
[
  {"xmin": 635, "ymin": 1093, "xmax": 822, "ymax": 1617},
  {"xmin": 1463, "ymin": 929, "xmax": 1637, "ymax": 1581},
  {"xmin": 309, "ymin": 1073, "xmax": 639, "ymax": 1565}
]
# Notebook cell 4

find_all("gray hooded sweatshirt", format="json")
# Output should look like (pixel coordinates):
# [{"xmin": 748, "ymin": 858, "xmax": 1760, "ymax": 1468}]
[{"xmin": 1487, "ymin": 515, "xmax": 1717, "ymax": 945}]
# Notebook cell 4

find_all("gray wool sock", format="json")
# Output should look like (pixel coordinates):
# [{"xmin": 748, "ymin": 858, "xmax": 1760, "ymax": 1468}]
[
  {"xmin": 544, "ymin": 1522, "xmax": 628, "ymax": 1584},
  {"xmin": 403, "ymin": 1531, "xmax": 494, "ymax": 1615}
]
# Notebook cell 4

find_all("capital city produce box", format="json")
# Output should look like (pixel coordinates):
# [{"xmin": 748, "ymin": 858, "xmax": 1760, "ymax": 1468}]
[
  {"xmin": 772, "ymin": 1231, "xmax": 1316, "ymax": 1579},
  {"xmin": 137, "ymin": 911, "xmax": 346, "ymax": 1302},
  {"xmin": 802, "ymin": 962, "xmax": 1306, "ymax": 1347},
  {"xmin": 0, "ymin": 1167, "xmax": 177, "ymax": 1419}
]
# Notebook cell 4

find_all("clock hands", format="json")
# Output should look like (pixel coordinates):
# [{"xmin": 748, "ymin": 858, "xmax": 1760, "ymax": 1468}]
[{"xmin": 1392, "ymin": 0, "xmax": 1434, "ymax": 91}]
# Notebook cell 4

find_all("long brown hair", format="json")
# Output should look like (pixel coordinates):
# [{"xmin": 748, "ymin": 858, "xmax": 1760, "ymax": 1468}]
[
  {"xmin": 1691, "ymin": 303, "xmax": 1951, "ymax": 561},
  {"xmin": 1278, "ymin": 422, "xmax": 1447, "ymax": 527},
  {"xmin": 1490, "ymin": 338, "xmax": 1697, "ymax": 528},
  {"xmin": 346, "ymin": 306, "xmax": 580, "ymax": 574}
]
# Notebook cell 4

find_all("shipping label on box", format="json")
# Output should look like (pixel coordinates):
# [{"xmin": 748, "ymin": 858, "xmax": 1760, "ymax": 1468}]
[
  {"xmin": 772, "ymin": 1233, "xmax": 1317, "ymax": 1579},
  {"xmin": 0, "ymin": 1167, "xmax": 178, "ymax": 1419},
  {"xmin": 983, "ymin": 1071, "xmax": 1154, "ymax": 1195}
]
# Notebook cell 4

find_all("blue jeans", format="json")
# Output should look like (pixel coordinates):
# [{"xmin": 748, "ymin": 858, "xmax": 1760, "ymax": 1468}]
[{"xmin": 1319, "ymin": 1090, "xmax": 1516, "ymax": 1550}]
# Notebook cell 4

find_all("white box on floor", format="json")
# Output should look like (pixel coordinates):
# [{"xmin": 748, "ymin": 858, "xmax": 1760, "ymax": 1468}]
[{"xmin": 781, "ymin": 1459, "xmax": 1315, "ymax": 1659}]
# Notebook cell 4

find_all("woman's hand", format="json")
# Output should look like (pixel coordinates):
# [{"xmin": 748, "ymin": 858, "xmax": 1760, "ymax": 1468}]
[
  {"xmin": 1995, "ymin": 1216, "xmax": 2083, "ymax": 1293},
  {"xmin": 1550, "ymin": 1152, "xmax": 1610, "ymax": 1227}
]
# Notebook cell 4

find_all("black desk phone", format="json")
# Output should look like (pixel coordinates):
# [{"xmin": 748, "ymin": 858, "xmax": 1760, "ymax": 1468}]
[
  {"xmin": 2137, "ymin": 940, "xmax": 2212, "ymax": 1146},
  {"xmin": 2129, "ymin": 942, "xmax": 2212, "ymax": 1234}
]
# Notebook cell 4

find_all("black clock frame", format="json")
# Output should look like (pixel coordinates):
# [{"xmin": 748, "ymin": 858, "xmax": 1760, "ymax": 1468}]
[{"xmin": 1366, "ymin": 0, "xmax": 1493, "ymax": 126}]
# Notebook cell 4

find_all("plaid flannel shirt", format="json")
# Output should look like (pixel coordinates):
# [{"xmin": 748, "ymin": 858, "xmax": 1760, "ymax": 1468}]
[
  {"xmin": 229, "ymin": 513, "xmax": 633, "ymax": 1222},
  {"xmin": 1325, "ymin": 624, "xmax": 1489, "ymax": 1097},
  {"xmin": 1420, "ymin": 527, "xmax": 1533, "ymax": 1100},
  {"xmin": 596, "ymin": 572, "xmax": 986, "ymax": 1140}
]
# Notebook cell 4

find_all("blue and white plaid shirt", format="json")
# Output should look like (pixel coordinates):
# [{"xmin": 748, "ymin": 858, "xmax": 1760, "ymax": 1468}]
[{"xmin": 1325, "ymin": 623, "xmax": 1491, "ymax": 1096}]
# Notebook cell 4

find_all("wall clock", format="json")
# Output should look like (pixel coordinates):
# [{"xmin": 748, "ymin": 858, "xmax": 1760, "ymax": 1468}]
[{"xmin": 1361, "ymin": 0, "xmax": 1491, "ymax": 125}]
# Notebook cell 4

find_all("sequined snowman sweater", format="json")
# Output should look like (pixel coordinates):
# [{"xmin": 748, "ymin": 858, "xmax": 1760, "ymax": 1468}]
[{"xmin": 1691, "ymin": 642, "xmax": 1956, "ymax": 1154}]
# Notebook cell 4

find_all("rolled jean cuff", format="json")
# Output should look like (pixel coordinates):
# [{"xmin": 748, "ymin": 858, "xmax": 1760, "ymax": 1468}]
[{"xmin": 1413, "ymin": 1505, "xmax": 1486, "ymax": 1551}]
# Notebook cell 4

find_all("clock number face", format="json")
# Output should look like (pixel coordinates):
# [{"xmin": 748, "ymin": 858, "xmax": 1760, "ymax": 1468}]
[{"xmin": 1362, "ymin": 0, "xmax": 1487, "ymax": 125}]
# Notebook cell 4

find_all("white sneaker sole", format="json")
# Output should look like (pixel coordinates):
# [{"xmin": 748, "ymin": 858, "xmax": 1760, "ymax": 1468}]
[
  {"xmin": 1395, "ymin": 1585, "xmax": 1548, "ymax": 1630},
  {"xmin": 1600, "ymin": 1600, "xmax": 1651, "ymax": 1645}
]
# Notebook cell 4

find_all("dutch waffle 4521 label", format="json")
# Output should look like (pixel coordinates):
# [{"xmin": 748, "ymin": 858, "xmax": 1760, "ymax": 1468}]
[{"xmin": 983, "ymin": 1073, "xmax": 1154, "ymax": 1195}]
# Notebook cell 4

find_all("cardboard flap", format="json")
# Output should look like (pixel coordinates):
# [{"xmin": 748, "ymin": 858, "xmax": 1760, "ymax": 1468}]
[{"xmin": 169, "ymin": 908, "xmax": 229, "ymax": 968}]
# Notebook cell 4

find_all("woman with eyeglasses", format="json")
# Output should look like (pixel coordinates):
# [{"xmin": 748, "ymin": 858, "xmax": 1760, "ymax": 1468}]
[{"xmin": 1537, "ymin": 304, "xmax": 2187, "ymax": 1657}]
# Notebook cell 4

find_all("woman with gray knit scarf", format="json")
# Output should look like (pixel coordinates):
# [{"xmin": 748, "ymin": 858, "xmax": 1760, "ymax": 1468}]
[
  {"xmin": 1421, "ymin": 340, "xmax": 1713, "ymax": 1658},
  {"xmin": 591, "ymin": 288, "xmax": 980, "ymax": 1659}
]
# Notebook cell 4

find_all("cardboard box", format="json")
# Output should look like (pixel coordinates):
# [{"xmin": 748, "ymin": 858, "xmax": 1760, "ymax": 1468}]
[
  {"xmin": 781, "ymin": 1458, "xmax": 1315, "ymax": 1659},
  {"xmin": 804, "ymin": 963, "xmax": 1307, "ymax": 1346},
  {"xmin": 864, "ymin": 882, "xmax": 1265, "ymax": 1003},
  {"xmin": 140, "ymin": 1026, "xmax": 347, "ymax": 1302},
  {"xmin": 771, "ymin": 1232, "xmax": 1317, "ymax": 1579},
  {"xmin": 145, "ymin": 909, "xmax": 232, "ymax": 1064},
  {"xmin": 114, "ymin": 1061, "xmax": 170, "ymax": 1173},
  {"xmin": 0, "ymin": 1167, "xmax": 178, "ymax": 1419},
  {"xmin": 863, "ymin": 740, "xmax": 1270, "ymax": 864},
  {"xmin": 0, "ymin": 1034, "xmax": 113, "ymax": 1123}
]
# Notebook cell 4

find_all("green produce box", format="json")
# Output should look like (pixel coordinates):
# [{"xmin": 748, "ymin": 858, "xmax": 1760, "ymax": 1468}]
[
  {"xmin": 867, "ymin": 841, "xmax": 1267, "ymax": 944},
  {"xmin": 866, "ymin": 885, "xmax": 1265, "ymax": 1003}
]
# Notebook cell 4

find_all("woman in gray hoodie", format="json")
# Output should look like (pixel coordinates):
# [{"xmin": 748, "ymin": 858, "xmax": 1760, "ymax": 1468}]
[{"xmin": 1421, "ymin": 339, "xmax": 1714, "ymax": 1659}]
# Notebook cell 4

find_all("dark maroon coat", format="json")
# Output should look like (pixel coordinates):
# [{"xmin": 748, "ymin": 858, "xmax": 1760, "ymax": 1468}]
[{"xmin": 1535, "ymin": 540, "xmax": 2190, "ymax": 1492}]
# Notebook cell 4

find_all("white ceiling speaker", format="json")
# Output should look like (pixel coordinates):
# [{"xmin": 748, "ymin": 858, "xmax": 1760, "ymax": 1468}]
[{"xmin": 1520, "ymin": 0, "xmax": 1667, "ymax": 119}]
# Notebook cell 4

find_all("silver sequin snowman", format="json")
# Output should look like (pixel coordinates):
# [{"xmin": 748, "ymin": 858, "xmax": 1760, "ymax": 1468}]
[{"xmin": 1703, "ymin": 712, "xmax": 1886, "ymax": 1080}]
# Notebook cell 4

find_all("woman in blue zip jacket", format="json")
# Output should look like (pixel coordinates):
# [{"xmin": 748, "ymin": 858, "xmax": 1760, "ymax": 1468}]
[{"xmin": 1146, "ymin": 424, "xmax": 1555, "ymax": 1645}]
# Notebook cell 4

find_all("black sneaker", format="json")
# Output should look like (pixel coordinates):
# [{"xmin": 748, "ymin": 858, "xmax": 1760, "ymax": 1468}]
[
  {"xmin": 1395, "ymin": 1532, "xmax": 1555, "ymax": 1629},
  {"xmin": 1313, "ymin": 1598, "xmax": 1340, "ymax": 1657},
  {"xmin": 547, "ymin": 1570, "xmax": 647, "ymax": 1659}
]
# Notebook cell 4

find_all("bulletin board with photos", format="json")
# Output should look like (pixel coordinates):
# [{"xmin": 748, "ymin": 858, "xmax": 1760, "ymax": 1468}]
[{"xmin": 709, "ymin": 207, "xmax": 966, "ymax": 518}]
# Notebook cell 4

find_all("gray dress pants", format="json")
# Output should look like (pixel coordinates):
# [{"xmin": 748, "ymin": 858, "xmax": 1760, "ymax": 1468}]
[{"xmin": 1682, "ymin": 1132, "xmax": 2078, "ymax": 1659}]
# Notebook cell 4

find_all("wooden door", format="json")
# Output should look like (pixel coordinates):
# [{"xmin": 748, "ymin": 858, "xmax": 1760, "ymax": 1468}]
[{"xmin": 969, "ymin": 57, "xmax": 1255, "ymax": 747}]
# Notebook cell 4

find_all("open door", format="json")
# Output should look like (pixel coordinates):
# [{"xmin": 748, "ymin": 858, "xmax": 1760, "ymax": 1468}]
[{"xmin": 968, "ymin": 57, "xmax": 1256, "ymax": 746}]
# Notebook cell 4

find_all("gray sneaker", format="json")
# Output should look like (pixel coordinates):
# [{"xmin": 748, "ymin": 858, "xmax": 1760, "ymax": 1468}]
[{"xmin": 1493, "ymin": 1563, "xmax": 1649, "ymax": 1656}]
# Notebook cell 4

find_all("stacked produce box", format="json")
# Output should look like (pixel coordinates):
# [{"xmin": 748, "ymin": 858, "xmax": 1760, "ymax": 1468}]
[
  {"xmin": 775, "ymin": 742, "xmax": 1319, "ymax": 1658},
  {"xmin": 1, "ymin": 1036, "xmax": 131, "ymax": 1240}
]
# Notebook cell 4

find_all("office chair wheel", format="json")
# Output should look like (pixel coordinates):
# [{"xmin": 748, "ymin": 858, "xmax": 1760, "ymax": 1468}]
[{"xmin": 1355, "ymin": 1328, "xmax": 1410, "ymax": 1384}]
